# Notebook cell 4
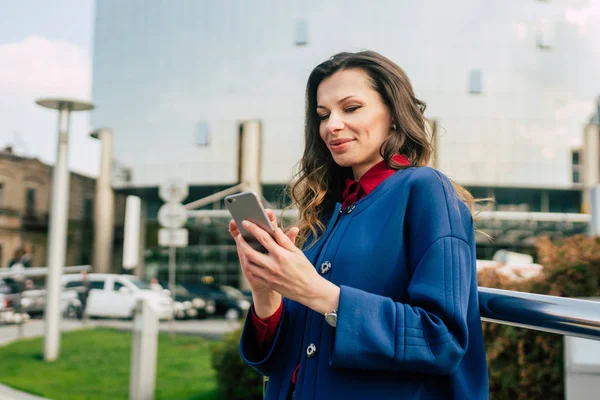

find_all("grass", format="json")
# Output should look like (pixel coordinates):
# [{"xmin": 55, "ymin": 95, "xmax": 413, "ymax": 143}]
[{"xmin": 0, "ymin": 328, "xmax": 219, "ymax": 400}]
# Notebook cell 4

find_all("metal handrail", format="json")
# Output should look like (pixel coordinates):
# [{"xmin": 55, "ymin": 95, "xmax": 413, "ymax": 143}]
[
  {"xmin": 0, "ymin": 265, "xmax": 91, "ymax": 279},
  {"xmin": 263, "ymin": 288, "xmax": 600, "ymax": 397},
  {"xmin": 479, "ymin": 287, "xmax": 600, "ymax": 341}
]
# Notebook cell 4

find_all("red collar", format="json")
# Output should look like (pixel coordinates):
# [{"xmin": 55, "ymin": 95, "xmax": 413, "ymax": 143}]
[{"xmin": 341, "ymin": 154, "xmax": 410, "ymax": 209}]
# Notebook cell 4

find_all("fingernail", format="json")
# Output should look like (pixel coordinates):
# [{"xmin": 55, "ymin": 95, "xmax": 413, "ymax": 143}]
[{"xmin": 241, "ymin": 220, "xmax": 250, "ymax": 228}]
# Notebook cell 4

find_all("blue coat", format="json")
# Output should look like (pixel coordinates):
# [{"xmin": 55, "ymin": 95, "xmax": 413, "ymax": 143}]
[{"xmin": 240, "ymin": 167, "xmax": 489, "ymax": 399}]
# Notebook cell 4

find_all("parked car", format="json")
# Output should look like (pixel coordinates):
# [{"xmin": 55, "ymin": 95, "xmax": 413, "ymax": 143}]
[
  {"xmin": 157, "ymin": 281, "xmax": 215, "ymax": 320},
  {"xmin": 61, "ymin": 273, "xmax": 173, "ymax": 320},
  {"xmin": 221, "ymin": 285, "xmax": 253, "ymax": 304},
  {"xmin": 0, "ymin": 292, "xmax": 13, "ymax": 324},
  {"xmin": 0, "ymin": 277, "xmax": 82, "ymax": 320},
  {"xmin": 183, "ymin": 283, "xmax": 250, "ymax": 320},
  {"xmin": 238, "ymin": 288, "xmax": 254, "ymax": 303}
]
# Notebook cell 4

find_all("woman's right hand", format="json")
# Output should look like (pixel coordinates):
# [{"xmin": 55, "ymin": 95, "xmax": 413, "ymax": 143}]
[{"xmin": 229, "ymin": 209, "xmax": 299, "ymax": 317}]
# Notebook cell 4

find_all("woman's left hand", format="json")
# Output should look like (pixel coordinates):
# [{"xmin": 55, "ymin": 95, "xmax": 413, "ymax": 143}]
[{"xmin": 237, "ymin": 219, "xmax": 340, "ymax": 315}]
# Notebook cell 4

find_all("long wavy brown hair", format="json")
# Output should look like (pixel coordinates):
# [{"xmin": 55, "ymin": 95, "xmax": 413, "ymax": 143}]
[{"xmin": 285, "ymin": 50, "xmax": 478, "ymax": 248}]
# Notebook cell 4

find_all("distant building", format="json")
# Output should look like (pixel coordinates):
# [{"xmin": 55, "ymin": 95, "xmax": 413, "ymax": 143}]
[
  {"xmin": 0, "ymin": 146, "xmax": 126, "ymax": 271},
  {"xmin": 91, "ymin": 1, "xmax": 597, "ymax": 285}
]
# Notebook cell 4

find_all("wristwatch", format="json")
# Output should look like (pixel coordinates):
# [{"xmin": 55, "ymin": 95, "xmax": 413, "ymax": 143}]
[{"xmin": 324, "ymin": 310, "xmax": 337, "ymax": 327}]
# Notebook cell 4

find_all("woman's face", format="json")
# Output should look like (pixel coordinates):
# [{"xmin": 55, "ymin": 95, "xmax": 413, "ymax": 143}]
[{"xmin": 316, "ymin": 68, "xmax": 393, "ymax": 181}]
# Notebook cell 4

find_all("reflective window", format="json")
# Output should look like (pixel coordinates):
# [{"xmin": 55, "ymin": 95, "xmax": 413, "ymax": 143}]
[
  {"xmin": 294, "ymin": 20, "xmax": 308, "ymax": 46},
  {"xmin": 196, "ymin": 121, "xmax": 210, "ymax": 146},
  {"xmin": 571, "ymin": 149, "xmax": 582, "ymax": 184},
  {"xmin": 89, "ymin": 280, "xmax": 105, "ymax": 290},
  {"xmin": 469, "ymin": 70, "xmax": 482, "ymax": 94}
]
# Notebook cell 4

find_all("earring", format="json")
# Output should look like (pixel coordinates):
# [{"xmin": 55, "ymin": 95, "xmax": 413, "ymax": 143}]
[{"xmin": 391, "ymin": 123, "xmax": 397, "ymax": 130}]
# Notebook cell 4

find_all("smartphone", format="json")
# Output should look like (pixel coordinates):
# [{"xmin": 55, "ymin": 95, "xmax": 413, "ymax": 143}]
[{"xmin": 225, "ymin": 191, "xmax": 275, "ymax": 253}]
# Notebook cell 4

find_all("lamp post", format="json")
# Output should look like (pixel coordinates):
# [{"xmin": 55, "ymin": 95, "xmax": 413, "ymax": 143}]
[
  {"xmin": 35, "ymin": 98, "xmax": 94, "ymax": 361},
  {"xmin": 89, "ymin": 128, "xmax": 114, "ymax": 273}
]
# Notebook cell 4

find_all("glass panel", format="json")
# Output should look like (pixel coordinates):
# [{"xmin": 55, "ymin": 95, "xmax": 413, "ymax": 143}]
[
  {"xmin": 26, "ymin": 188, "xmax": 36, "ymax": 215},
  {"xmin": 294, "ymin": 20, "xmax": 308, "ymax": 46},
  {"xmin": 573, "ymin": 169, "xmax": 581, "ymax": 184},
  {"xmin": 196, "ymin": 121, "xmax": 210, "ymax": 146},
  {"xmin": 572, "ymin": 150, "xmax": 580, "ymax": 165},
  {"xmin": 548, "ymin": 190, "xmax": 581, "ymax": 213},
  {"xmin": 469, "ymin": 70, "xmax": 482, "ymax": 94},
  {"xmin": 84, "ymin": 199, "xmax": 94, "ymax": 221}
]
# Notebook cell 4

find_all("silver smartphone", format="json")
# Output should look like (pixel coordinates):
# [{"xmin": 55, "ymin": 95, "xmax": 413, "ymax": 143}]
[{"xmin": 225, "ymin": 191, "xmax": 275, "ymax": 253}]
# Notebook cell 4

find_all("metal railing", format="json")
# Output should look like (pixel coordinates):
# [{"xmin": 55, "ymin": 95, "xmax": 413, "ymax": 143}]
[
  {"xmin": 479, "ymin": 287, "xmax": 600, "ymax": 341},
  {"xmin": 0, "ymin": 265, "xmax": 91, "ymax": 279},
  {"xmin": 262, "ymin": 288, "xmax": 600, "ymax": 396}
]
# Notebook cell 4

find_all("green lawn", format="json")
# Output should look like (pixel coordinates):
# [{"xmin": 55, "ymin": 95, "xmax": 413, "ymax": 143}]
[{"xmin": 0, "ymin": 328, "xmax": 219, "ymax": 400}]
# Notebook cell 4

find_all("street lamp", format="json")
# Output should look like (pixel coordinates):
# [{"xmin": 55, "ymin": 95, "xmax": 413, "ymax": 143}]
[
  {"xmin": 89, "ymin": 128, "xmax": 114, "ymax": 273},
  {"xmin": 35, "ymin": 97, "xmax": 95, "ymax": 361}
]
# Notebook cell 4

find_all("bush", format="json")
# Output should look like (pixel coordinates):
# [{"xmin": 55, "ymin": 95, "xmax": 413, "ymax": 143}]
[
  {"xmin": 211, "ymin": 320, "xmax": 264, "ymax": 400},
  {"xmin": 479, "ymin": 234, "xmax": 600, "ymax": 400}
]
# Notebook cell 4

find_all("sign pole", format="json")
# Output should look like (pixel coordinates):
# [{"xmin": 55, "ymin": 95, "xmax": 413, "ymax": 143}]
[
  {"xmin": 157, "ymin": 178, "xmax": 189, "ymax": 342},
  {"xmin": 168, "ymin": 244, "xmax": 176, "ymax": 340}
]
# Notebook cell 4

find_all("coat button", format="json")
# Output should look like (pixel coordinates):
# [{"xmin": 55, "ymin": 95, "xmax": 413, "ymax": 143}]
[
  {"xmin": 306, "ymin": 343, "xmax": 317, "ymax": 358},
  {"xmin": 319, "ymin": 261, "xmax": 331, "ymax": 274},
  {"xmin": 346, "ymin": 204, "xmax": 356, "ymax": 214}
]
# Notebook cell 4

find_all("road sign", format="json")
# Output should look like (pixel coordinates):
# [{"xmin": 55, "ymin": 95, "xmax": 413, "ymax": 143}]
[
  {"xmin": 157, "ymin": 202, "xmax": 188, "ymax": 229},
  {"xmin": 158, "ymin": 228, "xmax": 188, "ymax": 248},
  {"xmin": 159, "ymin": 179, "xmax": 188, "ymax": 203}
]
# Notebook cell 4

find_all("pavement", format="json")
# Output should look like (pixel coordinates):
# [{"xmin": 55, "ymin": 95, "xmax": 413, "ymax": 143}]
[
  {"xmin": 0, "ymin": 317, "xmax": 241, "ymax": 399},
  {"xmin": 0, "ymin": 385, "xmax": 48, "ymax": 400}
]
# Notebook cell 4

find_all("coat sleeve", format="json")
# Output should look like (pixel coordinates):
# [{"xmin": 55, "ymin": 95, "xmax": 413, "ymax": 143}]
[
  {"xmin": 239, "ymin": 298, "xmax": 291, "ymax": 376},
  {"xmin": 329, "ymin": 168, "xmax": 474, "ymax": 375}
]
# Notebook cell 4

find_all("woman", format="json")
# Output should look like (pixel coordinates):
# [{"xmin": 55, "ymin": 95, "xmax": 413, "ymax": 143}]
[
  {"xmin": 229, "ymin": 51, "xmax": 488, "ymax": 399},
  {"xmin": 8, "ymin": 244, "xmax": 32, "ymax": 269}
]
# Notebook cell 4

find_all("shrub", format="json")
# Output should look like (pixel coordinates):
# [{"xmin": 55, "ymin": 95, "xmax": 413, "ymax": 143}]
[
  {"xmin": 479, "ymin": 234, "xmax": 600, "ymax": 400},
  {"xmin": 211, "ymin": 320, "xmax": 264, "ymax": 400}
]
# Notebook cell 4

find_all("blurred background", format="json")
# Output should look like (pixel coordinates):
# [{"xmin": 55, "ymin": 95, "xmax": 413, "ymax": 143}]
[{"xmin": 0, "ymin": 1, "xmax": 599, "ymax": 399}]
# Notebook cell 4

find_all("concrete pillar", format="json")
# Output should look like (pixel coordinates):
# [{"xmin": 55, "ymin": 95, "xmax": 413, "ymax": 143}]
[
  {"xmin": 122, "ymin": 196, "xmax": 141, "ymax": 275},
  {"xmin": 583, "ymin": 123, "xmax": 600, "ymax": 184},
  {"xmin": 582, "ymin": 117, "xmax": 600, "ymax": 214},
  {"xmin": 426, "ymin": 119, "xmax": 438, "ymax": 169},
  {"xmin": 136, "ymin": 199, "xmax": 147, "ymax": 279},
  {"xmin": 238, "ymin": 120, "xmax": 263, "ymax": 289},
  {"xmin": 90, "ymin": 128, "xmax": 114, "ymax": 273},
  {"xmin": 240, "ymin": 120, "xmax": 263, "ymax": 197},
  {"xmin": 129, "ymin": 299, "xmax": 158, "ymax": 400},
  {"xmin": 590, "ymin": 186, "xmax": 600, "ymax": 236}
]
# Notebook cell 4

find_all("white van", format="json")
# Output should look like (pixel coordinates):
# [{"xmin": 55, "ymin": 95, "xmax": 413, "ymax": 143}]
[{"xmin": 61, "ymin": 273, "xmax": 173, "ymax": 320}]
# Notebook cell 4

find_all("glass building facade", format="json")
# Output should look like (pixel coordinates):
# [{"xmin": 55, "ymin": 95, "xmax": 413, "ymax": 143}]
[{"xmin": 91, "ymin": 0, "xmax": 598, "ymax": 284}]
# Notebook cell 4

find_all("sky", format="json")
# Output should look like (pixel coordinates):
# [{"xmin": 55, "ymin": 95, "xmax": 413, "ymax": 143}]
[{"xmin": 0, "ymin": 0, "xmax": 98, "ymax": 176}]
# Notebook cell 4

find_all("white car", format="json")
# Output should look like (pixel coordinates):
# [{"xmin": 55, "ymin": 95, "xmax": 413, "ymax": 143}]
[{"xmin": 61, "ymin": 273, "xmax": 173, "ymax": 320}]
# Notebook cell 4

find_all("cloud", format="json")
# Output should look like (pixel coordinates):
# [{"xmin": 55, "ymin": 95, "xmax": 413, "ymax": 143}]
[
  {"xmin": 0, "ymin": 35, "xmax": 90, "ymax": 98},
  {"xmin": 564, "ymin": 0, "xmax": 600, "ymax": 33},
  {"xmin": 515, "ymin": 23, "xmax": 527, "ymax": 40},
  {"xmin": 0, "ymin": 35, "xmax": 98, "ymax": 176}
]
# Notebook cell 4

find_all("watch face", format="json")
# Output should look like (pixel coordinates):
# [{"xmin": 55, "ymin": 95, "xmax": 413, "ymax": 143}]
[{"xmin": 325, "ymin": 313, "xmax": 337, "ymax": 327}]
